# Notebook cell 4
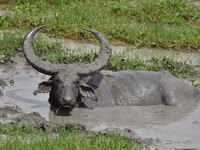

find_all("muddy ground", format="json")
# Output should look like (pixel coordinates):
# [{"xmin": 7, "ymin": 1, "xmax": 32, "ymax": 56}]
[
  {"xmin": 0, "ymin": 51, "xmax": 200, "ymax": 149},
  {"xmin": 0, "ymin": 105, "xmax": 46, "ymax": 125}
]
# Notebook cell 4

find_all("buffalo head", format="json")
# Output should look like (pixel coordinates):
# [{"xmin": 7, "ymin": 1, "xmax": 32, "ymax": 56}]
[{"xmin": 23, "ymin": 25, "xmax": 111, "ymax": 107}]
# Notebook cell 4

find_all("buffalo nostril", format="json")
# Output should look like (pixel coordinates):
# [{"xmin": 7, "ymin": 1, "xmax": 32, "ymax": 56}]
[
  {"xmin": 62, "ymin": 98, "xmax": 68, "ymax": 102},
  {"xmin": 62, "ymin": 97, "xmax": 73, "ymax": 102},
  {"xmin": 62, "ymin": 97, "xmax": 76, "ymax": 105}
]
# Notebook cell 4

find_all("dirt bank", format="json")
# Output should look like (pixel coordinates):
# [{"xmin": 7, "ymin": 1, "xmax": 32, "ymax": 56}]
[{"xmin": 0, "ymin": 105, "xmax": 46, "ymax": 125}]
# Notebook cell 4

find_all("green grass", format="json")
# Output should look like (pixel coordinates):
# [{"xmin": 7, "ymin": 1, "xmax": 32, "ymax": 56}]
[
  {"xmin": 0, "ymin": 123, "xmax": 144, "ymax": 150},
  {"xmin": 0, "ymin": 32, "xmax": 198, "ymax": 78},
  {"xmin": 0, "ymin": 0, "xmax": 200, "ymax": 51},
  {"xmin": 108, "ymin": 55, "xmax": 198, "ymax": 79},
  {"xmin": 0, "ymin": 30, "xmax": 23, "ymax": 63},
  {"xmin": 0, "ymin": 31, "xmax": 22, "ymax": 56},
  {"xmin": 33, "ymin": 37, "xmax": 200, "ymax": 79},
  {"xmin": 33, "ymin": 38, "xmax": 199, "ymax": 79}
]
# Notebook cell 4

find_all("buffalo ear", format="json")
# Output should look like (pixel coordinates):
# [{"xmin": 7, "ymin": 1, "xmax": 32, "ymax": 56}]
[
  {"xmin": 79, "ymin": 81, "xmax": 97, "ymax": 101},
  {"xmin": 33, "ymin": 80, "xmax": 53, "ymax": 95}
]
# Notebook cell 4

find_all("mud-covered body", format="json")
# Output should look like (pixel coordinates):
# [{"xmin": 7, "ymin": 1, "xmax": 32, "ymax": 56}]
[{"xmin": 80, "ymin": 70, "xmax": 200, "ymax": 107}]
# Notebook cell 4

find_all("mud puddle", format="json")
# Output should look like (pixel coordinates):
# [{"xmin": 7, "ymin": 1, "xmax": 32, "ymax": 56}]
[
  {"xmin": 49, "ymin": 103, "xmax": 200, "ymax": 149},
  {"xmin": 0, "ymin": 10, "xmax": 6, "ymax": 16},
  {"xmin": 0, "ymin": 54, "xmax": 50, "ymax": 118},
  {"xmin": 0, "ymin": 6, "xmax": 6, "ymax": 17},
  {"xmin": 188, "ymin": 1, "xmax": 200, "ymax": 7},
  {"xmin": 0, "ymin": 54, "xmax": 200, "ymax": 149}
]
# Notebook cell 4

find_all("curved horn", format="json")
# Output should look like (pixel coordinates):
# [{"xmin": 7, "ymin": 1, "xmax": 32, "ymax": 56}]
[
  {"xmin": 23, "ymin": 25, "xmax": 111, "ymax": 76},
  {"xmin": 76, "ymin": 29, "xmax": 111, "ymax": 76},
  {"xmin": 23, "ymin": 25, "xmax": 63, "ymax": 75}
]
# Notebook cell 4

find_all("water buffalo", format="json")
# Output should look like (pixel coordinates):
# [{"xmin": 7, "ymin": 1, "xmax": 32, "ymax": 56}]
[{"xmin": 23, "ymin": 25, "xmax": 200, "ymax": 108}]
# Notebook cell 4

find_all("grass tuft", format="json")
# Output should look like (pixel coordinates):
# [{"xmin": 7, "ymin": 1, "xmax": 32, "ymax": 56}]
[{"xmin": 0, "ymin": 123, "xmax": 142, "ymax": 150}]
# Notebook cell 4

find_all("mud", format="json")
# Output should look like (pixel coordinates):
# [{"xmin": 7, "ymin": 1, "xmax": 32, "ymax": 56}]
[
  {"xmin": 49, "ymin": 103, "xmax": 200, "ymax": 149},
  {"xmin": 0, "ymin": 53, "xmax": 200, "ymax": 149},
  {"xmin": 0, "ymin": 105, "xmax": 46, "ymax": 125},
  {"xmin": 0, "ymin": 53, "xmax": 50, "ymax": 118},
  {"xmin": 0, "ymin": 10, "xmax": 6, "ymax": 17},
  {"xmin": 189, "ymin": 1, "xmax": 200, "ymax": 7}
]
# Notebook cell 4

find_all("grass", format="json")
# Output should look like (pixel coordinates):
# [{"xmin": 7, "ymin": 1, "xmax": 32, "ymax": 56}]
[
  {"xmin": 0, "ymin": 0, "xmax": 199, "ymax": 51},
  {"xmin": 0, "ymin": 30, "xmax": 23, "ymax": 63},
  {"xmin": 23, "ymin": 37, "xmax": 200, "ymax": 79},
  {"xmin": 31, "ymin": 36, "xmax": 200, "ymax": 79},
  {"xmin": 0, "ymin": 31, "xmax": 22, "ymax": 56},
  {"xmin": 108, "ymin": 55, "xmax": 198, "ymax": 79},
  {"xmin": 0, "ymin": 32, "xmax": 198, "ymax": 79},
  {"xmin": 0, "ymin": 123, "xmax": 145, "ymax": 150}
]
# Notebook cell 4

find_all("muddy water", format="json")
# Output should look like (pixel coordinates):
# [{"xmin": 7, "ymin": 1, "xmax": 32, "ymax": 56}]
[
  {"xmin": 49, "ymin": 104, "xmax": 200, "ymax": 149},
  {"xmin": 189, "ymin": 1, "xmax": 200, "ymax": 7},
  {"xmin": 0, "ymin": 6, "xmax": 6, "ymax": 16},
  {"xmin": 0, "ymin": 54, "xmax": 200, "ymax": 149},
  {"xmin": 0, "ymin": 10, "xmax": 6, "ymax": 16},
  {"xmin": 0, "ymin": 54, "xmax": 50, "ymax": 118}
]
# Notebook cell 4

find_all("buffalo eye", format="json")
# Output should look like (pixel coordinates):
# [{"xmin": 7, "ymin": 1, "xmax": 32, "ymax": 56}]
[{"xmin": 53, "ymin": 78, "xmax": 60, "ymax": 83}]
